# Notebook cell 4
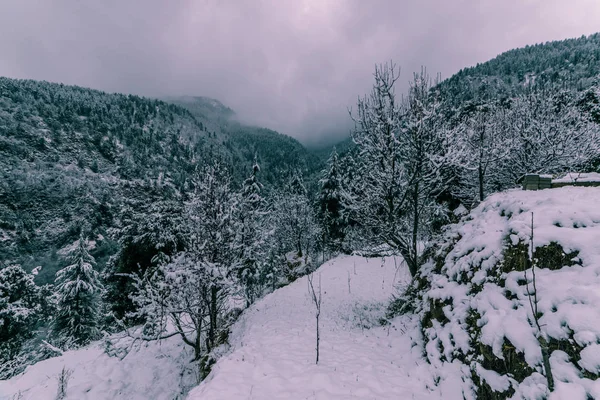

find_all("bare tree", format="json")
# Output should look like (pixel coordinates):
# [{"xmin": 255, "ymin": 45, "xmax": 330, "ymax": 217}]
[
  {"xmin": 55, "ymin": 366, "xmax": 72, "ymax": 400},
  {"xmin": 124, "ymin": 162, "xmax": 238, "ymax": 362},
  {"xmin": 307, "ymin": 273, "xmax": 322, "ymax": 364},
  {"xmin": 451, "ymin": 101, "xmax": 512, "ymax": 204},
  {"xmin": 500, "ymin": 89, "xmax": 599, "ymax": 185},
  {"xmin": 349, "ymin": 63, "xmax": 454, "ymax": 276},
  {"xmin": 525, "ymin": 212, "xmax": 554, "ymax": 392}
]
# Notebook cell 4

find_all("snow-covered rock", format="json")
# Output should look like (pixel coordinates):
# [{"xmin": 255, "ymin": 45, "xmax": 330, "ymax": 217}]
[{"xmin": 420, "ymin": 186, "xmax": 600, "ymax": 399}]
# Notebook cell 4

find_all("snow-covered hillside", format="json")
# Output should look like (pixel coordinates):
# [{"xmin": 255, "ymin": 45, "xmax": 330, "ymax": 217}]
[
  {"xmin": 421, "ymin": 187, "xmax": 600, "ymax": 399},
  {"xmin": 0, "ymin": 332, "xmax": 198, "ymax": 399},
  {"xmin": 188, "ymin": 254, "xmax": 458, "ymax": 400}
]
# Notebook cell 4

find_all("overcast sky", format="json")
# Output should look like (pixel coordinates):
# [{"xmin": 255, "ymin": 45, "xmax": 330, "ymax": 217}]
[{"xmin": 1, "ymin": 1, "xmax": 600, "ymax": 145}]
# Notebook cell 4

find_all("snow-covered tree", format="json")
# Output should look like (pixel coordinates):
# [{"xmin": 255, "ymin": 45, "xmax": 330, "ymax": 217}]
[
  {"xmin": 104, "ymin": 198, "xmax": 187, "ymax": 322},
  {"xmin": 0, "ymin": 265, "xmax": 42, "ymax": 376},
  {"xmin": 234, "ymin": 158, "xmax": 267, "ymax": 306},
  {"xmin": 350, "ymin": 64, "xmax": 455, "ymax": 275},
  {"xmin": 450, "ymin": 101, "xmax": 512, "ymax": 204},
  {"xmin": 268, "ymin": 172, "xmax": 321, "ymax": 282},
  {"xmin": 53, "ymin": 233, "xmax": 103, "ymax": 347},
  {"xmin": 499, "ymin": 89, "xmax": 599, "ymax": 183},
  {"xmin": 127, "ymin": 161, "xmax": 239, "ymax": 362},
  {"xmin": 318, "ymin": 148, "xmax": 347, "ymax": 252}
]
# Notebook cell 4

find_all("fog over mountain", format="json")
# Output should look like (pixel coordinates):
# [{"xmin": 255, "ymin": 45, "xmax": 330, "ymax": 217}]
[{"xmin": 1, "ymin": 0, "xmax": 600, "ymax": 145}]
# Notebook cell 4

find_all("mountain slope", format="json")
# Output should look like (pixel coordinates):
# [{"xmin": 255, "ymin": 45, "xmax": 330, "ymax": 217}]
[
  {"xmin": 439, "ymin": 33, "xmax": 600, "ymax": 104},
  {"xmin": 0, "ymin": 79, "xmax": 328, "ymax": 282},
  {"xmin": 0, "ymin": 255, "xmax": 445, "ymax": 400},
  {"xmin": 0, "ymin": 77, "xmax": 217, "ymax": 281},
  {"xmin": 166, "ymin": 95, "xmax": 327, "ymax": 189},
  {"xmin": 4, "ymin": 187, "xmax": 599, "ymax": 400}
]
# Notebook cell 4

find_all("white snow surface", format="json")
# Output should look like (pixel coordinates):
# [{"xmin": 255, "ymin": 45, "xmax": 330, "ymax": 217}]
[
  {"xmin": 2, "ymin": 255, "xmax": 464, "ymax": 400},
  {"xmin": 0, "ymin": 332, "xmax": 198, "ymax": 400},
  {"xmin": 188, "ymin": 255, "xmax": 462, "ymax": 400},
  {"xmin": 553, "ymin": 172, "xmax": 600, "ymax": 183}
]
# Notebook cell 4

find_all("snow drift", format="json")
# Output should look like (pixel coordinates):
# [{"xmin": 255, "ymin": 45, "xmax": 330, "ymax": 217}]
[{"xmin": 0, "ymin": 332, "xmax": 198, "ymax": 399}]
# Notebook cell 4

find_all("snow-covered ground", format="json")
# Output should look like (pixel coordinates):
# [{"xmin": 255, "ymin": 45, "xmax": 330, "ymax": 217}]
[
  {"xmin": 553, "ymin": 171, "xmax": 600, "ymax": 183},
  {"xmin": 0, "ymin": 331, "xmax": 198, "ymax": 400},
  {"xmin": 1, "ymin": 255, "xmax": 455, "ymax": 400},
  {"xmin": 188, "ymin": 255, "xmax": 461, "ymax": 400}
]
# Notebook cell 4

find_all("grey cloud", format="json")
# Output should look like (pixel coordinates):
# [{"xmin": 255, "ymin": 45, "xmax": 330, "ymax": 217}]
[{"xmin": 1, "ymin": 0, "xmax": 599, "ymax": 145}]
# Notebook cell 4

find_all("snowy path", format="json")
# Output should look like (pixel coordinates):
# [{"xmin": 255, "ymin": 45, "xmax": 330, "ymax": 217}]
[
  {"xmin": 0, "ymin": 255, "xmax": 461, "ymax": 400},
  {"xmin": 189, "ymin": 255, "xmax": 444, "ymax": 400}
]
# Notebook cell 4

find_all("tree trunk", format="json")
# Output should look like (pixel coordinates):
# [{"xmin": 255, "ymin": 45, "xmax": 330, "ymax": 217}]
[
  {"xmin": 411, "ymin": 181, "xmax": 420, "ymax": 277},
  {"xmin": 539, "ymin": 336, "xmax": 554, "ymax": 391},
  {"xmin": 315, "ymin": 312, "xmax": 320, "ymax": 364},
  {"xmin": 208, "ymin": 285, "xmax": 218, "ymax": 351},
  {"xmin": 478, "ymin": 124, "xmax": 486, "ymax": 202},
  {"xmin": 478, "ymin": 163, "xmax": 485, "ymax": 202}
]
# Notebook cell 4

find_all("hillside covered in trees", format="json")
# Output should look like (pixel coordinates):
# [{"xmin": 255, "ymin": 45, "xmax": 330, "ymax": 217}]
[
  {"xmin": 440, "ymin": 33, "xmax": 600, "ymax": 104},
  {"xmin": 166, "ymin": 95, "xmax": 326, "ymax": 189},
  {"xmin": 0, "ymin": 79, "xmax": 326, "ymax": 280}
]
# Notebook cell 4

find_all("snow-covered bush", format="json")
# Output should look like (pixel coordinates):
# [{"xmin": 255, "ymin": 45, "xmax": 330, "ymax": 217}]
[{"xmin": 416, "ymin": 187, "xmax": 600, "ymax": 399}]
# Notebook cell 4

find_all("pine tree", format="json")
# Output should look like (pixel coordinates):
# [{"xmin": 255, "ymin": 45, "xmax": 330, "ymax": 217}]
[
  {"xmin": 104, "ymin": 198, "xmax": 186, "ymax": 322},
  {"xmin": 235, "ymin": 158, "xmax": 266, "ymax": 306},
  {"xmin": 0, "ymin": 265, "xmax": 41, "ymax": 377},
  {"xmin": 318, "ymin": 148, "xmax": 346, "ymax": 252},
  {"xmin": 53, "ymin": 233, "xmax": 103, "ymax": 347}
]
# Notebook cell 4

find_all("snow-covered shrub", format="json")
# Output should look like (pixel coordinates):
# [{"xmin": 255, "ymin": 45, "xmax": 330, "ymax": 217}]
[{"xmin": 416, "ymin": 187, "xmax": 600, "ymax": 399}]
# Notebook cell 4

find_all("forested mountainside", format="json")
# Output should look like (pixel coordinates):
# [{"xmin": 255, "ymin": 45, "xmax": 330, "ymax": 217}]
[
  {"xmin": 440, "ymin": 33, "xmax": 600, "ymax": 105},
  {"xmin": 0, "ymin": 78, "xmax": 208, "ymax": 281},
  {"xmin": 162, "ymin": 96, "xmax": 234, "ymax": 140},
  {"xmin": 166, "ymin": 96, "xmax": 326, "ymax": 190},
  {"xmin": 0, "ymin": 78, "xmax": 324, "ymax": 283}
]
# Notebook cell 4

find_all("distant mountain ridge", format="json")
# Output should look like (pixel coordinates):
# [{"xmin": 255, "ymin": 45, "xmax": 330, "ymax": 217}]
[
  {"xmin": 439, "ymin": 33, "xmax": 600, "ymax": 104},
  {"xmin": 164, "ymin": 95, "xmax": 328, "ymax": 189}
]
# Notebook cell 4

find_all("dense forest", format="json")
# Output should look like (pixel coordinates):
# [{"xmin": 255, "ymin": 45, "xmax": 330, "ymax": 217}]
[{"xmin": 1, "ymin": 33, "xmax": 600, "ymax": 397}]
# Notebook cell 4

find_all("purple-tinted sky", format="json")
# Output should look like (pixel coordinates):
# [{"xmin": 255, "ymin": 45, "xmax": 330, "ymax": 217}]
[{"xmin": 1, "ymin": 0, "xmax": 599, "ymax": 145}]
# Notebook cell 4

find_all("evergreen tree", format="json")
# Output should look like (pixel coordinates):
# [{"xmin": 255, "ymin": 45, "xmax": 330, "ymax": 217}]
[
  {"xmin": 235, "ymin": 158, "xmax": 266, "ymax": 306},
  {"xmin": 318, "ymin": 148, "xmax": 346, "ymax": 252},
  {"xmin": 53, "ymin": 233, "xmax": 103, "ymax": 347},
  {"xmin": 0, "ymin": 265, "xmax": 42, "ymax": 376},
  {"xmin": 104, "ymin": 197, "xmax": 186, "ymax": 322}
]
